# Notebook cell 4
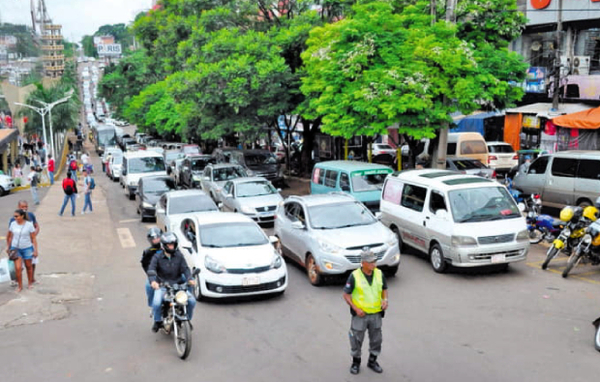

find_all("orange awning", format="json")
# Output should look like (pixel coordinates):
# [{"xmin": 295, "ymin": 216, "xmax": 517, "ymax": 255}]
[{"xmin": 552, "ymin": 107, "xmax": 600, "ymax": 129}]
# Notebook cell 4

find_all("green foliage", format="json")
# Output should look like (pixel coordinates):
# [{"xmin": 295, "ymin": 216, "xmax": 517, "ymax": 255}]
[
  {"xmin": 0, "ymin": 23, "xmax": 39, "ymax": 57},
  {"xmin": 81, "ymin": 35, "xmax": 98, "ymax": 58}
]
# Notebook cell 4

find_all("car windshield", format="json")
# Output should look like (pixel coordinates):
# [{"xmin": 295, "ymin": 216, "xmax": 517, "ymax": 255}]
[
  {"xmin": 212, "ymin": 167, "xmax": 247, "ymax": 181},
  {"xmin": 244, "ymin": 153, "xmax": 277, "ymax": 165},
  {"xmin": 145, "ymin": 179, "xmax": 174, "ymax": 194},
  {"xmin": 98, "ymin": 130, "xmax": 116, "ymax": 146},
  {"xmin": 112, "ymin": 154, "xmax": 123, "ymax": 165},
  {"xmin": 169, "ymin": 195, "xmax": 218, "ymax": 214},
  {"xmin": 200, "ymin": 223, "xmax": 268, "ymax": 248},
  {"xmin": 451, "ymin": 159, "xmax": 486, "ymax": 170},
  {"xmin": 376, "ymin": 144, "xmax": 393, "ymax": 150},
  {"xmin": 129, "ymin": 157, "xmax": 165, "ymax": 173},
  {"xmin": 191, "ymin": 158, "xmax": 211, "ymax": 171},
  {"xmin": 351, "ymin": 172, "xmax": 389, "ymax": 192},
  {"xmin": 308, "ymin": 202, "xmax": 376, "ymax": 229},
  {"xmin": 449, "ymin": 187, "xmax": 521, "ymax": 223},
  {"xmin": 237, "ymin": 181, "xmax": 276, "ymax": 197},
  {"xmin": 489, "ymin": 145, "xmax": 514, "ymax": 154}
]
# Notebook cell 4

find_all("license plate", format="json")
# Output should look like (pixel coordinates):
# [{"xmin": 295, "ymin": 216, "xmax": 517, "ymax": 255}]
[
  {"xmin": 491, "ymin": 254, "xmax": 506, "ymax": 263},
  {"xmin": 242, "ymin": 276, "xmax": 260, "ymax": 286}
]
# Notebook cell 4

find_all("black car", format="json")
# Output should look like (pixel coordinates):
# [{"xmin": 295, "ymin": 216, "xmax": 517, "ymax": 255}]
[
  {"xmin": 180, "ymin": 154, "xmax": 214, "ymax": 189},
  {"xmin": 216, "ymin": 149, "xmax": 283, "ymax": 186},
  {"xmin": 137, "ymin": 176, "xmax": 177, "ymax": 222}
]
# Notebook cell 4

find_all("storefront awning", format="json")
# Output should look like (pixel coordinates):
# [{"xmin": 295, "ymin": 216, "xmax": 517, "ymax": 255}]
[{"xmin": 552, "ymin": 106, "xmax": 600, "ymax": 129}]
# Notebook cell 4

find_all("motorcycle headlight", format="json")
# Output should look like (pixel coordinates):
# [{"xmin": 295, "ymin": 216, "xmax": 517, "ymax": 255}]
[
  {"xmin": 271, "ymin": 253, "xmax": 283, "ymax": 269},
  {"xmin": 142, "ymin": 201, "xmax": 154, "ymax": 208},
  {"xmin": 175, "ymin": 290, "xmax": 188, "ymax": 305},
  {"xmin": 240, "ymin": 205, "xmax": 255, "ymax": 214},
  {"xmin": 563, "ymin": 227, "xmax": 572, "ymax": 237},
  {"xmin": 205, "ymin": 256, "xmax": 226, "ymax": 274},
  {"xmin": 451, "ymin": 235, "xmax": 477, "ymax": 246},
  {"xmin": 318, "ymin": 239, "xmax": 342, "ymax": 254},
  {"xmin": 516, "ymin": 230, "xmax": 530, "ymax": 241},
  {"xmin": 583, "ymin": 234, "xmax": 593, "ymax": 244}
]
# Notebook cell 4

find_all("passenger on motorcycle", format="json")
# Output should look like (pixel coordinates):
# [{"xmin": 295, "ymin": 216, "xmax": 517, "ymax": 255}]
[
  {"xmin": 148, "ymin": 232, "xmax": 197, "ymax": 332},
  {"xmin": 141, "ymin": 227, "xmax": 163, "ymax": 307}
]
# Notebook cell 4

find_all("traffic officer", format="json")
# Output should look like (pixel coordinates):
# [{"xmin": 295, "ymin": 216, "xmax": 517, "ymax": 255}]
[{"xmin": 343, "ymin": 247, "xmax": 388, "ymax": 375}]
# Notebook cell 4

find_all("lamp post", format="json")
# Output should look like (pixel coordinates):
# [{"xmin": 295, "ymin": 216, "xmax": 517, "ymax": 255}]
[
  {"xmin": 14, "ymin": 102, "xmax": 49, "ymax": 164},
  {"xmin": 33, "ymin": 89, "xmax": 74, "ymax": 159}
]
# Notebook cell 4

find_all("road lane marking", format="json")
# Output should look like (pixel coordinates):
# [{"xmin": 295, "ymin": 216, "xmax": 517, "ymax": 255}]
[
  {"xmin": 119, "ymin": 219, "xmax": 140, "ymax": 224},
  {"xmin": 116, "ymin": 228, "xmax": 136, "ymax": 248},
  {"xmin": 526, "ymin": 259, "xmax": 600, "ymax": 284}
]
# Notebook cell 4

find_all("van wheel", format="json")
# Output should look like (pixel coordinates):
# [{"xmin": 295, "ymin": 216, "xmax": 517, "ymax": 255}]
[
  {"xmin": 429, "ymin": 243, "xmax": 447, "ymax": 273},
  {"xmin": 391, "ymin": 226, "xmax": 405, "ymax": 252},
  {"xmin": 577, "ymin": 199, "xmax": 592, "ymax": 208}
]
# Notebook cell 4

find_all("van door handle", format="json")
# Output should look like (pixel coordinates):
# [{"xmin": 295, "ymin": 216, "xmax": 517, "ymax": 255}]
[{"xmin": 423, "ymin": 220, "xmax": 427, "ymax": 227}]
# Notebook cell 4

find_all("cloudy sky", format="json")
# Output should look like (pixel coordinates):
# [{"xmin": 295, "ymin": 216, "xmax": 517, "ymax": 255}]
[{"xmin": 2, "ymin": 0, "xmax": 151, "ymax": 42}]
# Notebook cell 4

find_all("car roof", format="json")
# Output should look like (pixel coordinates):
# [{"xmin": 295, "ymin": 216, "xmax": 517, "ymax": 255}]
[
  {"xmin": 551, "ymin": 150, "xmax": 600, "ymax": 158},
  {"xmin": 123, "ymin": 150, "xmax": 163, "ymax": 158},
  {"xmin": 240, "ymin": 149, "xmax": 271, "ymax": 154},
  {"xmin": 314, "ymin": 160, "xmax": 393, "ymax": 172},
  {"xmin": 166, "ymin": 190, "xmax": 209, "ymax": 199},
  {"xmin": 286, "ymin": 193, "xmax": 357, "ymax": 207},
  {"xmin": 140, "ymin": 175, "xmax": 172, "ymax": 183},
  {"xmin": 486, "ymin": 141, "xmax": 511, "ymax": 146},
  {"xmin": 228, "ymin": 176, "xmax": 270, "ymax": 184},
  {"xmin": 446, "ymin": 156, "xmax": 481, "ymax": 162},
  {"xmin": 207, "ymin": 163, "xmax": 245, "ymax": 169},
  {"xmin": 191, "ymin": 211, "xmax": 256, "ymax": 226},
  {"xmin": 185, "ymin": 154, "xmax": 212, "ymax": 159},
  {"xmin": 390, "ymin": 169, "xmax": 497, "ymax": 191}
]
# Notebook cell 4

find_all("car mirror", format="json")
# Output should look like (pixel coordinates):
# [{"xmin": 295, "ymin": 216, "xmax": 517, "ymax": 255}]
[
  {"xmin": 435, "ymin": 209, "xmax": 449, "ymax": 219},
  {"xmin": 276, "ymin": 188, "xmax": 282, "ymax": 192},
  {"xmin": 217, "ymin": 202, "xmax": 223, "ymax": 209},
  {"xmin": 269, "ymin": 236, "xmax": 279, "ymax": 244},
  {"xmin": 121, "ymin": 170, "xmax": 127, "ymax": 176},
  {"xmin": 192, "ymin": 268, "xmax": 201, "ymax": 276},
  {"xmin": 291, "ymin": 221, "xmax": 305, "ymax": 230},
  {"xmin": 182, "ymin": 245, "xmax": 192, "ymax": 252},
  {"xmin": 375, "ymin": 212, "xmax": 383, "ymax": 221}
]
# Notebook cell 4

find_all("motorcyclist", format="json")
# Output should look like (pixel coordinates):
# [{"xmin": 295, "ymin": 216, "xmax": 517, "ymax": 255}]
[
  {"xmin": 519, "ymin": 155, "xmax": 532, "ymax": 174},
  {"xmin": 148, "ymin": 232, "xmax": 196, "ymax": 332},
  {"xmin": 141, "ymin": 227, "xmax": 163, "ymax": 308}
]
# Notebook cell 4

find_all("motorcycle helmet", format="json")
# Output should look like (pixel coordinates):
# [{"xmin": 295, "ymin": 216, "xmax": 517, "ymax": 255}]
[
  {"xmin": 559, "ymin": 206, "xmax": 574, "ymax": 222},
  {"xmin": 583, "ymin": 205, "xmax": 599, "ymax": 222},
  {"xmin": 160, "ymin": 232, "xmax": 178, "ymax": 254},
  {"xmin": 147, "ymin": 227, "xmax": 162, "ymax": 246}
]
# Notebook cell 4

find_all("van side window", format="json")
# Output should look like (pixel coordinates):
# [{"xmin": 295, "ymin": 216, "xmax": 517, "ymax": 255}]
[
  {"xmin": 324, "ymin": 170, "xmax": 339, "ymax": 188},
  {"xmin": 382, "ymin": 179, "xmax": 402, "ymax": 204},
  {"xmin": 577, "ymin": 159, "xmax": 600, "ymax": 180},
  {"xmin": 429, "ymin": 191, "xmax": 447, "ymax": 213},
  {"xmin": 461, "ymin": 140, "xmax": 486, "ymax": 154},
  {"xmin": 340, "ymin": 173, "xmax": 351, "ymax": 191},
  {"xmin": 528, "ymin": 156, "xmax": 548, "ymax": 174},
  {"xmin": 447, "ymin": 143, "xmax": 457, "ymax": 156},
  {"xmin": 551, "ymin": 158, "xmax": 577, "ymax": 178},
  {"xmin": 401, "ymin": 184, "xmax": 427, "ymax": 212}
]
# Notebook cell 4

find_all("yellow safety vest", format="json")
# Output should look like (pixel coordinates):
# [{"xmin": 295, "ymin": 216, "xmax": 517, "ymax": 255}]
[{"xmin": 351, "ymin": 268, "xmax": 383, "ymax": 314}]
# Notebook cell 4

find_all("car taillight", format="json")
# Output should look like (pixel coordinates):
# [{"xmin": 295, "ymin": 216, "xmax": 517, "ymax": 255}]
[
  {"xmin": 488, "ymin": 155, "xmax": 497, "ymax": 164},
  {"xmin": 492, "ymin": 170, "xmax": 497, "ymax": 179},
  {"xmin": 512, "ymin": 154, "xmax": 518, "ymax": 160}
]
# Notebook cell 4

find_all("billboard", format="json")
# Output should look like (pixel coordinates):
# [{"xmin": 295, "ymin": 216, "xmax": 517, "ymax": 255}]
[
  {"xmin": 97, "ymin": 44, "xmax": 122, "ymax": 56},
  {"xmin": 525, "ymin": 67, "xmax": 548, "ymax": 93},
  {"xmin": 526, "ymin": 0, "xmax": 600, "ymax": 25}
]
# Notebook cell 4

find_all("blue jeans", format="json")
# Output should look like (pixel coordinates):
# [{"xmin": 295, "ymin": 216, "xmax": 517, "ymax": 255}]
[
  {"xmin": 145, "ymin": 280, "xmax": 154, "ymax": 307},
  {"xmin": 10, "ymin": 246, "xmax": 34, "ymax": 260},
  {"xmin": 83, "ymin": 193, "xmax": 93, "ymax": 212},
  {"xmin": 60, "ymin": 194, "xmax": 77, "ymax": 216},
  {"xmin": 49, "ymin": 171, "xmax": 54, "ymax": 185},
  {"xmin": 31, "ymin": 186, "xmax": 39, "ymax": 204},
  {"xmin": 151, "ymin": 287, "xmax": 196, "ymax": 322}
]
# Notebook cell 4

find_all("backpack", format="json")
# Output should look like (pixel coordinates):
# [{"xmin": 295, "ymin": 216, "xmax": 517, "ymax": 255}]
[
  {"xmin": 64, "ymin": 179, "xmax": 74, "ymax": 195},
  {"xmin": 88, "ymin": 177, "xmax": 96, "ymax": 190},
  {"xmin": 70, "ymin": 160, "xmax": 77, "ymax": 171}
]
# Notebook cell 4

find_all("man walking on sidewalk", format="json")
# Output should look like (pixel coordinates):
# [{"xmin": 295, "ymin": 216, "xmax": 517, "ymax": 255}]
[
  {"xmin": 47, "ymin": 154, "xmax": 55, "ymax": 185},
  {"xmin": 28, "ymin": 166, "xmax": 40, "ymax": 205},
  {"xmin": 82, "ymin": 169, "xmax": 94, "ymax": 214},
  {"xmin": 59, "ymin": 171, "xmax": 78, "ymax": 217}
]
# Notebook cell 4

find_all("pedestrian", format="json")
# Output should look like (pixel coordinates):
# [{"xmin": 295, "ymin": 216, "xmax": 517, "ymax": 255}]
[
  {"xmin": 47, "ymin": 154, "xmax": 55, "ymax": 185},
  {"xmin": 519, "ymin": 155, "xmax": 532, "ymax": 174},
  {"xmin": 12, "ymin": 163, "xmax": 23, "ymax": 187},
  {"xmin": 8, "ymin": 200, "xmax": 40, "ymax": 285},
  {"xmin": 343, "ymin": 247, "xmax": 388, "ymax": 375},
  {"xmin": 81, "ymin": 151, "xmax": 90, "ymax": 169},
  {"xmin": 59, "ymin": 171, "xmax": 78, "ymax": 217},
  {"xmin": 82, "ymin": 169, "xmax": 94, "ymax": 214},
  {"xmin": 28, "ymin": 166, "xmax": 40, "ymax": 205},
  {"xmin": 6, "ymin": 209, "xmax": 39, "ymax": 292},
  {"xmin": 68, "ymin": 155, "xmax": 78, "ymax": 182}
]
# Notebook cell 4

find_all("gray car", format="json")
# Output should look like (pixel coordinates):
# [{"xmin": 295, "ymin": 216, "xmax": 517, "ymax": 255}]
[
  {"xmin": 200, "ymin": 164, "xmax": 248, "ymax": 203},
  {"xmin": 219, "ymin": 177, "xmax": 283, "ymax": 224},
  {"xmin": 274, "ymin": 193, "xmax": 401, "ymax": 285}
]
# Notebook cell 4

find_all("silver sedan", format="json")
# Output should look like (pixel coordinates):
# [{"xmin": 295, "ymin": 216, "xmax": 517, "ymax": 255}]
[
  {"xmin": 219, "ymin": 177, "xmax": 283, "ymax": 224},
  {"xmin": 200, "ymin": 164, "xmax": 248, "ymax": 203}
]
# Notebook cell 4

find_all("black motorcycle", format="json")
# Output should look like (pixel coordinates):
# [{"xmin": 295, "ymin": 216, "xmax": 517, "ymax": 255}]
[{"xmin": 149, "ymin": 269, "xmax": 199, "ymax": 360}]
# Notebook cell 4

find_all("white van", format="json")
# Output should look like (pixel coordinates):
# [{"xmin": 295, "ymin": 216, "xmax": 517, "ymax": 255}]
[
  {"xmin": 380, "ymin": 169, "xmax": 529, "ymax": 273},
  {"xmin": 122, "ymin": 151, "xmax": 167, "ymax": 200},
  {"xmin": 447, "ymin": 132, "xmax": 489, "ymax": 164}
]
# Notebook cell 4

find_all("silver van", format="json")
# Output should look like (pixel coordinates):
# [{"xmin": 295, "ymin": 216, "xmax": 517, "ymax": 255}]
[
  {"xmin": 380, "ymin": 170, "xmax": 529, "ymax": 273},
  {"xmin": 513, "ymin": 151, "xmax": 600, "ymax": 208}
]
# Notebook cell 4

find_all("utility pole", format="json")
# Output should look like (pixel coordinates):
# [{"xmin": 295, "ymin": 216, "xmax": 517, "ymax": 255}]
[
  {"xmin": 552, "ymin": 0, "xmax": 563, "ymax": 110},
  {"xmin": 435, "ymin": 0, "xmax": 456, "ymax": 169}
]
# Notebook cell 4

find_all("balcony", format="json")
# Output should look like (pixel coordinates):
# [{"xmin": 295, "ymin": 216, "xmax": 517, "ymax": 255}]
[
  {"xmin": 43, "ymin": 55, "xmax": 65, "ymax": 61},
  {"xmin": 43, "ymin": 24, "xmax": 62, "ymax": 31},
  {"xmin": 42, "ymin": 44, "xmax": 64, "ymax": 51},
  {"xmin": 43, "ymin": 64, "xmax": 65, "ymax": 71},
  {"xmin": 41, "ymin": 34, "xmax": 63, "ymax": 41}
]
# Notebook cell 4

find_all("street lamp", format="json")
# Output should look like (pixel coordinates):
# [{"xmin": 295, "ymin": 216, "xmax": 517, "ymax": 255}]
[{"xmin": 32, "ymin": 89, "xmax": 75, "ymax": 159}]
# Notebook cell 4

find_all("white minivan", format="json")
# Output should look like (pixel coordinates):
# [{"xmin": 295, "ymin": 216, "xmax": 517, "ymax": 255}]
[
  {"xmin": 122, "ymin": 151, "xmax": 167, "ymax": 200},
  {"xmin": 380, "ymin": 169, "xmax": 529, "ymax": 273}
]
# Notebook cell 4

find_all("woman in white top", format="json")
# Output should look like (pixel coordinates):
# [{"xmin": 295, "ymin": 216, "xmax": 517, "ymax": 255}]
[{"xmin": 6, "ymin": 209, "xmax": 38, "ymax": 291}]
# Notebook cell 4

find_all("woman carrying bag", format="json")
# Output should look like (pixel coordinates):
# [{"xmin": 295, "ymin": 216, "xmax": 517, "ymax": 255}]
[{"xmin": 6, "ymin": 209, "xmax": 38, "ymax": 292}]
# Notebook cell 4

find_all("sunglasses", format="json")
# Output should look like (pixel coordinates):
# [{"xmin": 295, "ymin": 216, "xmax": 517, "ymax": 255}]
[{"xmin": 14, "ymin": 215, "xmax": 21, "ymax": 218}]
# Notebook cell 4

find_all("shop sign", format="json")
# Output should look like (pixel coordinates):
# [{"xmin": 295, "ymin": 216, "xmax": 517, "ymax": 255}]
[{"xmin": 523, "ymin": 115, "xmax": 541, "ymax": 129}]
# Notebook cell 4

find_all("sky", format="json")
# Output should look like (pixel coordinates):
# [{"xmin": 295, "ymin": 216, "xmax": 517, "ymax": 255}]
[{"xmin": 2, "ymin": 0, "xmax": 151, "ymax": 42}]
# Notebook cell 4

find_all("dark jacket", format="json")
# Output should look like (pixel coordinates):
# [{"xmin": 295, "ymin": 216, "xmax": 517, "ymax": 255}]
[
  {"xmin": 147, "ymin": 249, "xmax": 191, "ymax": 285},
  {"xmin": 141, "ymin": 245, "xmax": 162, "ymax": 274}
]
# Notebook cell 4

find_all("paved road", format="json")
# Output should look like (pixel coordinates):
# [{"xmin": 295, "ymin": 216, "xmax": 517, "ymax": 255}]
[{"xmin": 1, "ymin": 148, "xmax": 599, "ymax": 382}]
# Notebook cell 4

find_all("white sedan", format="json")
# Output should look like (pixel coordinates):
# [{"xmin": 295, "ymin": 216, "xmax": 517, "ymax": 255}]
[
  {"xmin": 176, "ymin": 212, "xmax": 287, "ymax": 300},
  {"xmin": 155, "ymin": 190, "xmax": 219, "ymax": 233}
]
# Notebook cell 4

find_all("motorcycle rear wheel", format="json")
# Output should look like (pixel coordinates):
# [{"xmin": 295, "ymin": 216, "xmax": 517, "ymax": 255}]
[
  {"xmin": 562, "ymin": 251, "xmax": 582, "ymax": 278},
  {"xmin": 542, "ymin": 246, "xmax": 559, "ymax": 270},
  {"xmin": 174, "ymin": 320, "xmax": 192, "ymax": 360},
  {"xmin": 529, "ymin": 228, "xmax": 544, "ymax": 244}
]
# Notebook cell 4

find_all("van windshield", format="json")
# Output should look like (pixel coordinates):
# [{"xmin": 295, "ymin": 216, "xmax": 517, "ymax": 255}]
[
  {"xmin": 129, "ymin": 157, "xmax": 165, "ymax": 174},
  {"xmin": 448, "ymin": 187, "xmax": 521, "ymax": 223},
  {"xmin": 351, "ymin": 171, "xmax": 391, "ymax": 192}
]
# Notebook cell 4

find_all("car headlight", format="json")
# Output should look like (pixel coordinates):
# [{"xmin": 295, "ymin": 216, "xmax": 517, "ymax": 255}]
[
  {"xmin": 516, "ymin": 230, "xmax": 529, "ymax": 241},
  {"xmin": 240, "ymin": 205, "xmax": 255, "ymax": 214},
  {"xmin": 175, "ymin": 290, "xmax": 188, "ymax": 305},
  {"xmin": 142, "ymin": 201, "xmax": 154, "ymax": 208},
  {"xmin": 451, "ymin": 235, "xmax": 477, "ymax": 246},
  {"xmin": 271, "ymin": 254, "xmax": 283, "ymax": 269},
  {"xmin": 205, "ymin": 256, "xmax": 226, "ymax": 274},
  {"xmin": 318, "ymin": 239, "xmax": 342, "ymax": 254}
]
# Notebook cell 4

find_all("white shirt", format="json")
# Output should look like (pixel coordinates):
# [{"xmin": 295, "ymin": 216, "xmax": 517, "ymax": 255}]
[
  {"xmin": 81, "ymin": 153, "xmax": 90, "ymax": 165},
  {"xmin": 9, "ymin": 221, "xmax": 35, "ymax": 249}
]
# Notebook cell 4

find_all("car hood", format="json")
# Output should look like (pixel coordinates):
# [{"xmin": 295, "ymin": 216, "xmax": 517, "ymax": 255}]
[
  {"xmin": 204, "ymin": 244, "xmax": 275, "ymax": 269},
  {"xmin": 315, "ymin": 222, "xmax": 392, "ymax": 249},
  {"xmin": 247, "ymin": 163, "xmax": 279, "ymax": 173},
  {"xmin": 142, "ymin": 193, "xmax": 162, "ymax": 205},
  {"xmin": 237, "ymin": 194, "xmax": 283, "ymax": 209}
]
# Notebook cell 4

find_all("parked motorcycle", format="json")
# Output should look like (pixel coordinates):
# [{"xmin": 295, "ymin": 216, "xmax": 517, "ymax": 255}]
[
  {"xmin": 541, "ymin": 205, "xmax": 598, "ymax": 270},
  {"xmin": 562, "ymin": 220, "xmax": 600, "ymax": 278},
  {"xmin": 150, "ymin": 269, "xmax": 199, "ymax": 360},
  {"xmin": 526, "ymin": 195, "xmax": 564, "ymax": 244},
  {"xmin": 594, "ymin": 316, "xmax": 600, "ymax": 352}
]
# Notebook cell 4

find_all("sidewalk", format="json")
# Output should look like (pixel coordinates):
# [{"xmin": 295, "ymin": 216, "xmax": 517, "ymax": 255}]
[{"xmin": 0, "ymin": 143, "xmax": 117, "ymax": 329}]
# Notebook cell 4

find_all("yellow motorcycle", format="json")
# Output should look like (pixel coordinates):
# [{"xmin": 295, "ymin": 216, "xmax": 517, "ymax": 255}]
[
  {"xmin": 562, "ymin": 219, "xmax": 600, "ymax": 278},
  {"xmin": 541, "ymin": 205, "xmax": 598, "ymax": 270}
]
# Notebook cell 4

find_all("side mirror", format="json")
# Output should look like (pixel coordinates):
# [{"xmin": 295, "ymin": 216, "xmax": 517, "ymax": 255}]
[
  {"xmin": 276, "ymin": 188, "xmax": 282, "ymax": 192},
  {"xmin": 182, "ymin": 245, "xmax": 192, "ymax": 253},
  {"xmin": 217, "ymin": 202, "xmax": 223, "ymax": 209},
  {"xmin": 121, "ymin": 170, "xmax": 127, "ymax": 176},
  {"xmin": 269, "ymin": 236, "xmax": 279, "ymax": 244},
  {"xmin": 375, "ymin": 212, "xmax": 383, "ymax": 221},
  {"xmin": 192, "ymin": 268, "xmax": 201, "ymax": 276},
  {"xmin": 435, "ymin": 209, "xmax": 449, "ymax": 219},
  {"xmin": 291, "ymin": 221, "xmax": 305, "ymax": 230}
]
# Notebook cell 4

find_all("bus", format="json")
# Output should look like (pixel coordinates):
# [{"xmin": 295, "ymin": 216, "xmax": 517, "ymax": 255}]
[{"xmin": 93, "ymin": 125, "xmax": 117, "ymax": 156}]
